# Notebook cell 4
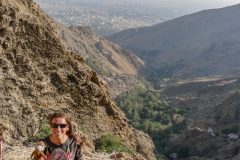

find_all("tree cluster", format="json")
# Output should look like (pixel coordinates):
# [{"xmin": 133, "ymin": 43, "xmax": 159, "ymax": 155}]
[{"xmin": 115, "ymin": 87, "xmax": 188, "ymax": 158}]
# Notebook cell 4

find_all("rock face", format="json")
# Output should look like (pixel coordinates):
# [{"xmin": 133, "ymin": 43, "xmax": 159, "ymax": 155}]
[
  {"xmin": 56, "ymin": 23, "xmax": 145, "ymax": 97},
  {"xmin": 57, "ymin": 24, "xmax": 144, "ymax": 76},
  {"xmin": 0, "ymin": 0, "xmax": 155, "ymax": 159},
  {"xmin": 101, "ymin": 74, "xmax": 143, "ymax": 98}
]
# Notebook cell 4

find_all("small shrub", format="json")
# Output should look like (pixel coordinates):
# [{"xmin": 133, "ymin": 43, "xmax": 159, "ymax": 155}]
[
  {"xmin": 95, "ymin": 134, "xmax": 135, "ymax": 154},
  {"xmin": 30, "ymin": 120, "xmax": 51, "ymax": 141},
  {"xmin": 86, "ymin": 57, "xmax": 110, "ymax": 75},
  {"xmin": 221, "ymin": 125, "xmax": 239, "ymax": 134}
]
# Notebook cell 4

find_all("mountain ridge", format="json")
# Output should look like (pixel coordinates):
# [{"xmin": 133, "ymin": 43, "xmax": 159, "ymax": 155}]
[
  {"xmin": 0, "ymin": 0, "xmax": 155, "ymax": 159},
  {"xmin": 109, "ymin": 4, "xmax": 240, "ymax": 79}
]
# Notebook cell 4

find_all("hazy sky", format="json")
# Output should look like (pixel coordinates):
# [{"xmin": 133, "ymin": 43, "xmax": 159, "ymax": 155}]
[
  {"xmin": 143, "ymin": 0, "xmax": 240, "ymax": 10},
  {"xmin": 107, "ymin": 0, "xmax": 240, "ymax": 17},
  {"xmin": 37, "ymin": 0, "xmax": 240, "ymax": 12},
  {"xmin": 36, "ymin": 0, "xmax": 240, "ymax": 19}
]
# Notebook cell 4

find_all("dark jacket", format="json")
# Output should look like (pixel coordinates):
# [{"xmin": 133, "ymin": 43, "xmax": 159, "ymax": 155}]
[{"xmin": 42, "ymin": 137, "xmax": 82, "ymax": 160}]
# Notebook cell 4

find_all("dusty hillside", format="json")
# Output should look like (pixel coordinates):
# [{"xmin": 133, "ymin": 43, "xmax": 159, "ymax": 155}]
[
  {"xmin": 159, "ymin": 75, "xmax": 240, "ymax": 159},
  {"xmin": 109, "ymin": 4, "xmax": 240, "ymax": 79},
  {"xmin": 56, "ymin": 24, "xmax": 145, "ymax": 97},
  {"xmin": 0, "ymin": 0, "xmax": 155, "ymax": 159},
  {"xmin": 57, "ymin": 24, "xmax": 144, "ymax": 76}
]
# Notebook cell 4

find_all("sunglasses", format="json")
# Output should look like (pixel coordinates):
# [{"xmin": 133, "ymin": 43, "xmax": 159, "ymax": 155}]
[{"xmin": 50, "ymin": 123, "xmax": 68, "ymax": 128}]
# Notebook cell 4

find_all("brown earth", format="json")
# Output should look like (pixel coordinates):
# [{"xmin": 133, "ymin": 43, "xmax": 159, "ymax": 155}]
[
  {"xmin": 56, "ymin": 21, "xmax": 145, "ymax": 97},
  {"xmin": 0, "ymin": 0, "xmax": 155, "ymax": 159},
  {"xmin": 57, "ymin": 24, "xmax": 144, "ymax": 76}
]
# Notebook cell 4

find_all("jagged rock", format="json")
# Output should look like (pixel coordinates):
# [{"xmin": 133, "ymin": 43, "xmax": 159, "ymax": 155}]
[
  {"xmin": 56, "ymin": 23, "xmax": 145, "ymax": 97},
  {"xmin": 0, "ymin": 0, "xmax": 155, "ymax": 159}
]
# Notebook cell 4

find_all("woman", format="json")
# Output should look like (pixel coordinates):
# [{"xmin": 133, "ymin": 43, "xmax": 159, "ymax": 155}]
[{"xmin": 40, "ymin": 112, "xmax": 83, "ymax": 160}]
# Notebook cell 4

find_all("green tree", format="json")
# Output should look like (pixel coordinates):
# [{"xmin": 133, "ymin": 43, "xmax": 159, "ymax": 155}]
[
  {"xmin": 115, "ymin": 86, "xmax": 187, "ymax": 158},
  {"xmin": 132, "ymin": 109, "xmax": 141, "ymax": 122}
]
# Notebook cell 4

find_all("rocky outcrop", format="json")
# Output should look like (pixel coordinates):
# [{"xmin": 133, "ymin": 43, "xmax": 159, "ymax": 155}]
[
  {"xmin": 56, "ymin": 23, "xmax": 145, "ymax": 97},
  {"xmin": 0, "ymin": 0, "xmax": 155, "ymax": 159},
  {"xmin": 101, "ymin": 75, "xmax": 143, "ymax": 98},
  {"xmin": 57, "ymin": 24, "xmax": 144, "ymax": 76}
]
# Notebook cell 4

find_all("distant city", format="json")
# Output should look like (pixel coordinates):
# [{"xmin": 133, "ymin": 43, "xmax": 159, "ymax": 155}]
[
  {"xmin": 35, "ymin": 0, "xmax": 240, "ymax": 36},
  {"xmin": 35, "ymin": 0, "xmax": 182, "ymax": 36}
]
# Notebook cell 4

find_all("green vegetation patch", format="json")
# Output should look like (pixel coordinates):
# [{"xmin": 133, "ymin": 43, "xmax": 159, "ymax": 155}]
[
  {"xmin": 95, "ymin": 134, "xmax": 135, "ymax": 154},
  {"xmin": 29, "ymin": 119, "xmax": 51, "ymax": 141},
  {"xmin": 86, "ymin": 57, "xmax": 110, "ymax": 75},
  {"xmin": 115, "ymin": 86, "xmax": 188, "ymax": 158}
]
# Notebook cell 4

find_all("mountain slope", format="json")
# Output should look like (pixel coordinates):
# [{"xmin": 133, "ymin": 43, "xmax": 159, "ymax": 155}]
[
  {"xmin": 109, "ymin": 4, "xmax": 240, "ymax": 79},
  {"xmin": 56, "ymin": 24, "xmax": 145, "ymax": 97},
  {"xmin": 0, "ymin": 0, "xmax": 155, "ymax": 159},
  {"xmin": 57, "ymin": 24, "xmax": 144, "ymax": 76},
  {"xmin": 159, "ymin": 75, "xmax": 240, "ymax": 159}
]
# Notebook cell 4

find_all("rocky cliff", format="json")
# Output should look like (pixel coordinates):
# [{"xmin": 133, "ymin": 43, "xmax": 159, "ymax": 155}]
[
  {"xmin": 56, "ymin": 23, "xmax": 145, "ymax": 97},
  {"xmin": 57, "ymin": 24, "xmax": 144, "ymax": 76},
  {"xmin": 0, "ymin": 0, "xmax": 155, "ymax": 159}
]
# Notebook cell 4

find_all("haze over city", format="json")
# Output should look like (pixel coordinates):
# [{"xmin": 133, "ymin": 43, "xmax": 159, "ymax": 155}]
[
  {"xmin": 36, "ymin": 0, "xmax": 240, "ymax": 16},
  {"xmin": 35, "ymin": 0, "xmax": 240, "ymax": 36}
]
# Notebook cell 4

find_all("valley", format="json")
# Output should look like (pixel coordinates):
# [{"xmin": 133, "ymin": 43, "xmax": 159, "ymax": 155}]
[
  {"xmin": 109, "ymin": 4, "xmax": 240, "ymax": 79},
  {"xmin": 2, "ymin": 0, "xmax": 240, "ymax": 160},
  {"xmin": 42, "ymin": 2, "xmax": 240, "ymax": 159},
  {"xmin": 156, "ymin": 75, "xmax": 240, "ymax": 159},
  {"xmin": 113, "ymin": 73, "xmax": 240, "ymax": 159}
]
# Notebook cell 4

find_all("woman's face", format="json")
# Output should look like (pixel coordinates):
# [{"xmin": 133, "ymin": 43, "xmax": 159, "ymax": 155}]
[{"xmin": 50, "ymin": 117, "xmax": 69, "ymax": 138}]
